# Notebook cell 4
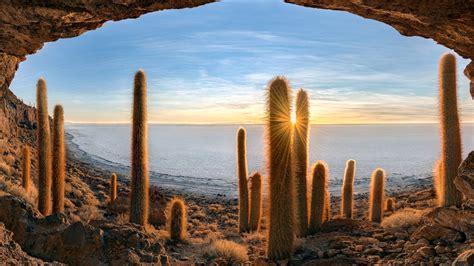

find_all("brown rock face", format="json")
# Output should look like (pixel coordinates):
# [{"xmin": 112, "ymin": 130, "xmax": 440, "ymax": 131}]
[
  {"xmin": 456, "ymin": 151, "xmax": 474, "ymax": 202},
  {"xmin": 286, "ymin": 0, "xmax": 474, "ymax": 98}
]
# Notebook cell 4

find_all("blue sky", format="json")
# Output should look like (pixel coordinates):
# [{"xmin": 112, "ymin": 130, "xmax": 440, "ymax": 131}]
[{"xmin": 9, "ymin": 0, "xmax": 473, "ymax": 124}]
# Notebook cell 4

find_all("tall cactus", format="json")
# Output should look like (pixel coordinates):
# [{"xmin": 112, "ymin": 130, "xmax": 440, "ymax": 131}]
[
  {"xmin": 341, "ymin": 159, "xmax": 356, "ymax": 218},
  {"xmin": 293, "ymin": 89, "xmax": 309, "ymax": 237},
  {"xmin": 266, "ymin": 77, "xmax": 294, "ymax": 260},
  {"xmin": 129, "ymin": 70, "xmax": 149, "ymax": 226},
  {"xmin": 110, "ymin": 173, "xmax": 117, "ymax": 204},
  {"xmin": 36, "ymin": 79, "xmax": 52, "ymax": 216},
  {"xmin": 237, "ymin": 127, "xmax": 249, "ymax": 233},
  {"xmin": 309, "ymin": 161, "xmax": 328, "ymax": 233},
  {"xmin": 167, "ymin": 197, "xmax": 187, "ymax": 241},
  {"xmin": 52, "ymin": 105, "xmax": 65, "ymax": 213},
  {"xmin": 324, "ymin": 190, "xmax": 331, "ymax": 221},
  {"xmin": 249, "ymin": 172, "xmax": 262, "ymax": 232},
  {"xmin": 369, "ymin": 168, "xmax": 385, "ymax": 223},
  {"xmin": 22, "ymin": 146, "xmax": 31, "ymax": 192},
  {"xmin": 437, "ymin": 53, "xmax": 462, "ymax": 207}
]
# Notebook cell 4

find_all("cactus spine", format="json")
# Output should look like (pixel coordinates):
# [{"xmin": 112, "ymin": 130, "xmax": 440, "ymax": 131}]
[
  {"xmin": 237, "ymin": 127, "xmax": 249, "ymax": 233},
  {"xmin": 249, "ymin": 172, "xmax": 262, "ymax": 232},
  {"xmin": 110, "ymin": 173, "xmax": 117, "ymax": 204},
  {"xmin": 52, "ymin": 105, "xmax": 65, "ymax": 213},
  {"xmin": 167, "ymin": 198, "xmax": 187, "ymax": 241},
  {"xmin": 369, "ymin": 168, "xmax": 385, "ymax": 223},
  {"xmin": 22, "ymin": 146, "xmax": 31, "ymax": 192},
  {"xmin": 129, "ymin": 70, "xmax": 149, "ymax": 225},
  {"xmin": 341, "ymin": 160, "xmax": 356, "ymax": 218},
  {"xmin": 266, "ymin": 77, "xmax": 294, "ymax": 260},
  {"xmin": 385, "ymin": 198, "xmax": 395, "ymax": 212},
  {"xmin": 36, "ymin": 79, "xmax": 52, "ymax": 216},
  {"xmin": 293, "ymin": 89, "xmax": 309, "ymax": 237},
  {"xmin": 309, "ymin": 161, "xmax": 328, "ymax": 233},
  {"xmin": 438, "ymin": 53, "xmax": 462, "ymax": 207}
]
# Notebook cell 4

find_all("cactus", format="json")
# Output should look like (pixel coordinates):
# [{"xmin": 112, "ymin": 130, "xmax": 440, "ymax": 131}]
[
  {"xmin": 22, "ymin": 146, "xmax": 31, "ymax": 192},
  {"xmin": 237, "ymin": 127, "xmax": 249, "ymax": 233},
  {"xmin": 324, "ymin": 190, "xmax": 331, "ymax": 222},
  {"xmin": 293, "ymin": 89, "xmax": 309, "ymax": 237},
  {"xmin": 369, "ymin": 168, "xmax": 385, "ymax": 223},
  {"xmin": 341, "ymin": 160, "xmax": 356, "ymax": 219},
  {"xmin": 36, "ymin": 79, "xmax": 52, "ymax": 216},
  {"xmin": 266, "ymin": 77, "xmax": 294, "ymax": 260},
  {"xmin": 167, "ymin": 197, "xmax": 187, "ymax": 241},
  {"xmin": 110, "ymin": 173, "xmax": 117, "ymax": 204},
  {"xmin": 309, "ymin": 161, "xmax": 328, "ymax": 233},
  {"xmin": 385, "ymin": 198, "xmax": 395, "ymax": 212},
  {"xmin": 438, "ymin": 53, "xmax": 462, "ymax": 207},
  {"xmin": 129, "ymin": 70, "xmax": 149, "ymax": 226},
  {"xmin": 52, "ymin": 105, "xmax": 65, "ymax": 213},
  {"xmin": 249, "ymin": 172, "xmax": 262, "ymax": 232},
  {"xmin": 433, "ymin": 159, "xmax": 443, "ymax": 205}
]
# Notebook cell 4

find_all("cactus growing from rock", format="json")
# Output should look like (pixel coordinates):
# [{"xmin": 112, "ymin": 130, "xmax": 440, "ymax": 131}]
[
  {"xmin": 266, "ymin": 77, "xmax": 294, "ymax": 260},
  {"xmin": 341, "ymin": 159, "xmax": 356, "ymax": 218},
  {"xmin": 293, "ymin": 89, "xmax": 309, "ymax": 237},
  {"xmin": 437, "ymin": 53, "xmax": 462, "ymax": 207},
  {"xmin": 129, "ymin": 70, "xmax": 149, "ymax": 226},
  {"xmin": 309, "ymin": 161, "xmax": 328, "ymax": 233},
  {"xmin": 369, "ymin": 168, "xmax": 385, "ymax": 223},
  {"xmin": 249, "ymin": 172, "xmax": 262, "ymax": 232},
  {"xmin": 22, "ymin": 146, "xmax": 31, "ymax": 192},
  {"xmin": 52, "ymin": 105, "xmax": 65, "ymax": 213},
  {"xmin": 110, "ymin": 173, "xmax": 117, "ymax": 204},
  {"xmin": 167, "ymin": 197, "xmax": 187, "ymax": 241},
  {"xmin": 36, "ymin": 79, "xmax": 52, "ymax": 216},
  {"xmin": 237, "ymin": 127, "xmax": 249, "ymax": 233},
  {"xmin": 385, "ymin": 198, "xmax": 395, "ymax": 212}
]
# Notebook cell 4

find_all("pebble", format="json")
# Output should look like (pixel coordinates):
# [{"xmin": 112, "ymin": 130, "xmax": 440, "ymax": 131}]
[
  {"xmin": 434, "ymin": 245, "xmax": 446, "ymax": 254},
  {"xmin": 416, "ymin": 247, "xmax": 436, "ymax": 258},
  {"xmin": 363, "ymin": 247, "xmax": 383, "ymax": 255},
  {"xmin": 354, "ymin": 245, "xmax": 364, "ymax": 252}
]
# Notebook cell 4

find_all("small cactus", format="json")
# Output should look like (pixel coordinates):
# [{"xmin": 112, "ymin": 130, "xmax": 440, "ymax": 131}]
[
  {"xmin": 249, "ymin": 172, "xmax": 262, "ymax": 232},
  {"xmin": 110, "ymin": 173, "xmax": 117, "ymax": 204},
  {"xmin": 52, "ymin": 105, "xmax": 65, "ymax": 213},
  {"xmin": 437, "ymin": 53, "xmax": 462, "ymax": 207},
  {"xmin": 129, "ymin": 70, "xmax": 149, "ymax": 226},
  {"xmin": 369, "ymin": 168, "xmax": 385, "ymax": 223},
  {"xmin": 385, "ymin": 198, "xmax": 395, "ymax": 212},
  {"xmin": 22, "ymin": 146, "xmax": 31, "ymax": 192},
  {"xmin": 309, "ymin": 161, "xmax": 328, "ymax": 233},
  {"xmin": 167, "ymin": 197, "xmax": 187, "ymax": 241},
  {"xmin": 266, "ymin": 77, "xmax": 294, "ymax": 260},
  {"xmin": 36, "ymin": 79, "xmax": 52, "ymax": 216},
  {"xmin": 341, "ymin": 160, "xmax": 356, "ymax": 219},
  {"xmin": 237, "ymin": 127, "xmax": 249, "ymax": 233},
  {"xmin": 293, "ymin": 89, "xmax": 309, "ymax": 237}
]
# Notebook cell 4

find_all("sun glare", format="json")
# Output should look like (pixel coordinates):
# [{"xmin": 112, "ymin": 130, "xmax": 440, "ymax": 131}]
[{"xmin": 291, "ymin": 112, "xmax": 297, "ymax": 125}]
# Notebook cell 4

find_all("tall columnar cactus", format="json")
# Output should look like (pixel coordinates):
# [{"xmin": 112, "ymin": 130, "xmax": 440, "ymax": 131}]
[
  {"xmin": 433, "ymin": 159, "xmax": 443, "ymax": 205},
  {"xmin": 129, "ymin": 70, "xmax": 149, "ymax": 225},
  {"xmin": 293, "ymin": 89, "xmax": 309, "ymax": 237},
  {"xmin": 22, "ymin": 146, "xmax": 31, "ymax": 192},
  {"xmin": 369, "ymin": 168, "xmax": 385, "ymax": 223},
  {"xmin": 167, "ymin": 197, "xmax": 187, "ymax": 241},
  {"xmin": 341, "ymin": 159, "xmax": 356, "ymax": 219},
  {"xmin": 266, "ymin": 77, "xmax": 294, "ymax": 260},
  {"xmin": 249, "ymin": 172, "xmax": 262, "ymax": 232},
  {"xmin": 52, "ymin": 105, "xmax": 65, "ymax": 213},
  {"xmin": 324, "ymin": 190, "xmax": 331, "ymax": 221},
  {"xmin": 385, "ymin": 198, "xmax": 395, "ymax": 212},
  {"xmin": 36, "ymin": 79, "xmax": 52, "ymax": 216},
  {"xmin": 438, "ymin": 53, "xmax": 462, "ymax": 207},
  {"xmin": 309, "ymin": 161, "xmax": 328, "ymax": 233},
  {"xmin": 110, "ymin": 173, "xmax": 117, "ymax": 204},
  {"xmin": 237, "ymin": 127, "xmax": 249, "ymax": 233}
]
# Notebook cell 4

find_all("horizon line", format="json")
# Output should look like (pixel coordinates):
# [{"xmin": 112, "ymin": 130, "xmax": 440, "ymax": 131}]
[{"xmin": 65, "ymin": 121, "xmax": 474, "ymax": 126}]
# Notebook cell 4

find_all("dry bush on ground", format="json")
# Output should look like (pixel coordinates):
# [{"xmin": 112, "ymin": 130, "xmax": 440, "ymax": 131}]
[
  {"xmin": 205, "ymin": 239, "xmax": 249, "ymax": 263},
  {"xmin": 381, "ymin": 208, "xmax": 425, "ymax": 230},
  {"xmin": 0, "ymin": 175, "xmax": 37, "ymax": 206}
]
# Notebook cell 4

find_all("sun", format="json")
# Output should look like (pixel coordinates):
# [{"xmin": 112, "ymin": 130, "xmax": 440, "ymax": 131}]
[{"xmin": 291, "ymin": 112, "xmax": 297, "ymax": 125}]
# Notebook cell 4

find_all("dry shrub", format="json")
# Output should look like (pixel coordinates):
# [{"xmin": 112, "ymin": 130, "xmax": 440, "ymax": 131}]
[
  {"xmin": 381, "ymin": 208, "xmax": 425, "ymax": 230},
  {"xmin": 0, "ymin": 175, "xmax": 37, "ymax": 206},
  {"xmin": 205, "ymin": 239, "xmax": 249, "ymax": 263},
  {"xmin": 115, "ymin": 213, "xmax": 129, "ymax": 225},
  {"xmin": 77, "ymin": 205, "xmax": 103, "ymax": 223},
  {"xmin": 0, "ymin": 161, "xmax": 12, "ymax": 175}
]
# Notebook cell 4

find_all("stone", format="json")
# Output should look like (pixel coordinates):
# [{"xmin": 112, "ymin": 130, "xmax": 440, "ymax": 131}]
[
  {"xmin": 434, "ymin": 245, "xmax": 446, "ymax": 254},
  {"xmin": 456, "ymin": 152, "xmax": 474, "ymax": 201},
  {"xmin": 363, "ymin": 247, "xmax": 383, "ymax": 255},
  {"xmin": 453, "ymin": 249, "xmax": 474, "ymax": 266},
  {"xmin": 416, "ymin": 247, "xmax": 436, "ymax": 258},
  {"xmin": 413, "ymin": 224, "xmax": 459, "ymax": 242},
  {"xmin": 425, "ymin": 207, "xmax": 474, "ymax": 239}
]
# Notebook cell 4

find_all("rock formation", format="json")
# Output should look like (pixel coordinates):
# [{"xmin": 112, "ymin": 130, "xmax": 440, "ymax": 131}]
[{"xmin": 456, "ymin": 151, "xmax": 474, "ymax": 202}]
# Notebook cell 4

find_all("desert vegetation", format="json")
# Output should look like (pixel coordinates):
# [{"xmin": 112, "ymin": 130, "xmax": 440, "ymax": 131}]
[{"xmin": 0, "ymin": 53, "xmax": 471, "ymax": 265}]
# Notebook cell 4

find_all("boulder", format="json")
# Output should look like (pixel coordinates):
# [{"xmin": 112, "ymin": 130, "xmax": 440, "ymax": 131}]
[
  {"xmin": 425, "ymin": 207, "xmax": 474, "ymax": 240},
  {"xmin": 453, "ymin": 249, "xmax": 474, "ymax": 266},
  {"xmin": 456, "ymin": 151, "xmax": 474, "ymax": 202}
]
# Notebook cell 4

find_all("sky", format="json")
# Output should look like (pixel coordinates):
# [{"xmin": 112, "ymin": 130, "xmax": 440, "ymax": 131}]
[{"xmin": 9, "ymin": 0, "xmax": 474, "ymax": 124}]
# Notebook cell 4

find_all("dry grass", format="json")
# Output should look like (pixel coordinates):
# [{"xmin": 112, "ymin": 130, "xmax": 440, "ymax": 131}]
[
  {"xmin": 205, "ymin": 239, "xmax": 249, "ymax": 263},
  {"xmin": 381, "ymin": 208, "xmax": 425, "ymax": 230},
  {"xmin": 0, "ymin": 175, "xmax": 37, "ymax": 206},
  {"xmin": 115, "ymin": 213, "xmax": 129, "ymax": 225},
  {"xmin": 77, "ymin": 205, "xmax": 103, "ymax": 223}
]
